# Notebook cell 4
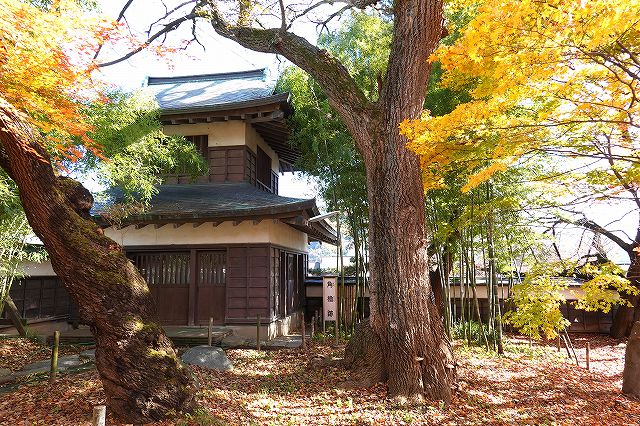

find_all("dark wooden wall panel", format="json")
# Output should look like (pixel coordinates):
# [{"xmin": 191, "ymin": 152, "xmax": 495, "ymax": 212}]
[
  {"xmin": 225, "ymin": 246, "xmax": 270, "ymax": 320},
  {"xmin": 163, "ymin": 141, "xmax": 278, "ymax": 193},
  {"xmin": 226, "ymin": 247, "xmax": 248, "ymax": 319},
  {"xmin": 247, "ymin": 246, "xmax": 269, "ymax": 317},
  {"xmin": 8, "ymin": 277, "xmax": 71, "ymax": 321}
]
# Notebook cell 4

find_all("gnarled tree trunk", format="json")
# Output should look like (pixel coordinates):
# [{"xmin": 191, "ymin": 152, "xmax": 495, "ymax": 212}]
[
  {"xmin": 357, "ymin": 120, "xmax": 455, "ymax": 400},
  {"xmin": 0, "ymin": 98, "xmax": 195, "ymax": 423},
  {"xmin": 201, "ymin": 0, "xmax": 455, "ymax": 401}
]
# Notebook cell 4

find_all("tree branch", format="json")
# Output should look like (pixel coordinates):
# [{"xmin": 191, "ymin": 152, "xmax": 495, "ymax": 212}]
[
  {"xmin": 93, "ymin": 0, "xmax": 135, "ymax": 60},
  {"xmin": 557, "ymin": 215, "xmax": 633, "ymax": 255},
  {"xmin": 97, "ymin": 10, "xmax": 202, "ymax": 68},
  {"xmin": 204, "ymin": 2, "xmax": 373, "ymax": 148}
]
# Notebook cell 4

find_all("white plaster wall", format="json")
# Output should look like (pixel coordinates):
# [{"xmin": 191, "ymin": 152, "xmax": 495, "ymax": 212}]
[
  {"xmin": 449, "ymin": 285, "xmax": 619, "ymax": 301},
  {"xmin": 106, "ymin": 220, "xmax": 307, "ymax": 251},
  {"xmin": 162, "ymin": 121, "xmax": 246, "ymax": 147},
  {"xmin": 19, "ymin": 260, "xmax": 56, "ymax": 276}
]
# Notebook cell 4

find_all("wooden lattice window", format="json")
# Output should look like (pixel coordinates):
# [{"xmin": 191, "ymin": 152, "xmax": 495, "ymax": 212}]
[
  {"xmin": 256, "ymin": 146, "xmax": 272, "ymax": 190},
  {"xmin": 198, "ymin": 251, "xmax": 226, "ymax": 286},
  {"xmin": 272, "ymin": 248, "xmax": 282, "ymax": 318},
  {"xmin": 246, "ymin": 148, "xmax": 256, "ymax": 185},
  {"xmin": 185, "ymin": 135, "xmax": 209, "ymax": 159},
  {"xmin": 130, "ymin": 252, "xmax": 191, "ymax": 286}
]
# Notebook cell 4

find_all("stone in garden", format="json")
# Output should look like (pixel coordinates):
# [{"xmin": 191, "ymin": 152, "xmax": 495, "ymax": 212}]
[
  {"xmin": 0, "ymin": 368, "xmax": 11, "ymax": 377},
  {"xmin": 180, "ymin": 345, "xmax": 233, "ymax": 371},
  {"xmin": 20, "ymin": 355, "xmax": 84, "ymax": 374},
  {"xmin": 79, "ymin": 349, "xmax": 96, "ymax": 361}
]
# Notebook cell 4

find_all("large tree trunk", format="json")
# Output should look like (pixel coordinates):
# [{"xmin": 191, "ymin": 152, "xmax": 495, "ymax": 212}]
[
  {"xmin": 354, "ymin": 119, "xmax": 455, "ymax": 401},
  {"xmin": 0, "ymin": 98, "xmax": 195, "ymax": 423},
  {"xmin": 623, "ymin": 321, "xmax": 640, "ymax": 396},
  {"xmin": 611, "ymin": 249, "xmax": 640, "ymax": 338},
  {"xmin": 204, "ymin": 0, "xmax": 454, "ymax": 402},
  {"xmin": 348, "ymin": 0, "xmax": 454, "ymax": 402}
]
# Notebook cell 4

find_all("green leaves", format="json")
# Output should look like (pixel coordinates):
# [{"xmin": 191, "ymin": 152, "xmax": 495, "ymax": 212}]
[
  {"xmin": 575, "ymin": 262, "xmax": 638, "ymax": 313},
  {"xmin": 81, "ymin": 90, "xmax": 207, "ymax": 204},
  {"xmin": 503, "ymin": 271, "xmax": 571, "ymax": 340},
  {"xmin": 318, "ymin": 12, "xmax": 392, "ymax": 102}
]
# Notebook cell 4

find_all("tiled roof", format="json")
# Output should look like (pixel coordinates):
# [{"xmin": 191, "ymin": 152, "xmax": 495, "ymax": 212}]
[
  {"xmin": 145, "ymin": 69, "xmax": 276, "ymax": 112},
  {"xmin": 97, "ymin": 182, "xmax": 312, "ymax": 221},
  {"xmin": 94, "ymin": 183, "xmax": 337, "ymax": 244}
]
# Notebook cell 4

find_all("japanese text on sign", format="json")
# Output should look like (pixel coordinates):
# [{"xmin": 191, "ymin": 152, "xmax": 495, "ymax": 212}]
[{"xmin": 322, "ymin": 276, "xmax": 338, "ymax": 322}]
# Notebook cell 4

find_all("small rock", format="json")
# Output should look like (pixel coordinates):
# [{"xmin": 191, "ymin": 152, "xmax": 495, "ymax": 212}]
[
  {"xmin": 20, "ymin": 355, "xmax": 84, "ymax": 373},
  {"xmin": 220, "ymin": 335, "xmax": 250, "ymax": 348},
  {"xmin": 181, "ymin": 346, "xmax": 233, "ymax": 371},
  {"xmin": 0, "ymin": 368, "xmax": 11, "ymax": 377},
  {"xmin": 79, "ymin": 349, "xmax": 95, "ymax": 361}
]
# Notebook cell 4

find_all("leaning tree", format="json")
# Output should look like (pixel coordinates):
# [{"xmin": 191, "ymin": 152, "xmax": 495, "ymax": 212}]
[
  {"xmin": 101, "ymin": 0, "xmax": 456, "ymax": 400},
  {"xmin": 0, "ymin": 2, "xmax": 196, "ymax": 422}
]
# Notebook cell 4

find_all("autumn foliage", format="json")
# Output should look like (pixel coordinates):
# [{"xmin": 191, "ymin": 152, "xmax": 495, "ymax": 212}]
[
  {"xmin": 0, "ymin": 0, "xmax": 119, "ymax": 162},
  {"xmin": 401, "ymin": 0, "xmax": 640, "ymax": 191}
]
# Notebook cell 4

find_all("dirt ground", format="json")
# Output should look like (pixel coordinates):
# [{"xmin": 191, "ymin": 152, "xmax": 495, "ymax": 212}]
[{"xmin": 0, "ymin": 333, "xmax": 638, "ymax": 425}]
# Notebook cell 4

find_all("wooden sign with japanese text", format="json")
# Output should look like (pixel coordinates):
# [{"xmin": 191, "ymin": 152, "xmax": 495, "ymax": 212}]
[{"xmin": 322, "ymin": 276, "xmax": 338, "ymax": 322}]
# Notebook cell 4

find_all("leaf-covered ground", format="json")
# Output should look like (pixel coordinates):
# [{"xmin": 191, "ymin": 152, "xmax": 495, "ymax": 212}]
[
  {"xmin": 0, "ymin": 334, "xmax": 638, "ymax": 425},
  {"xmin": 0, "ymin": 337, "xmax": 85, "ymax": 372}
]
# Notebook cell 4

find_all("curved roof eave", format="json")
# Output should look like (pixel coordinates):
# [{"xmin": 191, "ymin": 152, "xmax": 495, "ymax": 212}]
[{"xmin": 158, "ymin": 93, "xmax": 291, "ymax": 116}]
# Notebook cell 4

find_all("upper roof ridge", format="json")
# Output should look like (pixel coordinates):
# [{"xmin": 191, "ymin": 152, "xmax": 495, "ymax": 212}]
[{"xmin": 146, "ymin": 68, "xmax": 267, "ymax": 86}]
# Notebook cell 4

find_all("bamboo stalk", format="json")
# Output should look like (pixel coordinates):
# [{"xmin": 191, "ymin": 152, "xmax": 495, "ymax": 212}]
[{"xmin": 310, "ymin": 314, "xmax": 315, "ymax": 340}]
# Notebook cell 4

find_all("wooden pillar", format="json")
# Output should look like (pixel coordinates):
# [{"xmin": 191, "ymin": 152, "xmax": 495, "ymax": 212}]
[
  {"xmin": 301, "ymin": 317, "xmax": 306, "ymax": 350},
  {"xmin": 256, "ymin": 314, "xmax": 261, "ymax": 351},
  {"xmin": 188, "ymin": 249, "xmax": 197, "ymax": 326}
]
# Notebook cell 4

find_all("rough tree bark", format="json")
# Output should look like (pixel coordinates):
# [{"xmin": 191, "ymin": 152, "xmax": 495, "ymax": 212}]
[
  {"xmin": 0, "ymin": 98, "xmax": 195, "ymax": 423},
  {"xmin": 623, "ymin": 321, "xmax": 640, "ymax": 396},
  {"xmin": 201, "ymin": 0, "xmax": 455, "ymax": 401}
]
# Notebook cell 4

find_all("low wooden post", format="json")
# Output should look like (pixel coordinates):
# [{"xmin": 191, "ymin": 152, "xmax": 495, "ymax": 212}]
[
  {"xmin": 92, "ymin": 405, "xmax": 106, "ymax": 426},
  {"xmin": 208, "ymin": 317, "xmax": 213, "ymax": 346},
  {"xmin": 49, "ymin": 330, "xmax": 60, "ymax": 382},
  {"xmin": 256, "ymin": 314, "xmax": 261, "ymax": 351},
  {"xmin": 586, "ymin": 342, "xmax": 591, "ymax": 371},
  {"xmin": 557, "ymin": 335, "xmax": 561, "ymax": 352},
  {"xmin": 301, "ymin": 317, "xmax": 306, "ymax": 350},
  {"xmin": 322, "ymin": 316, "xmax": 326, "ymax": 339},
  {"xmin": 310, "ymin": 314, "xmax": 315, "ymax": 340}
]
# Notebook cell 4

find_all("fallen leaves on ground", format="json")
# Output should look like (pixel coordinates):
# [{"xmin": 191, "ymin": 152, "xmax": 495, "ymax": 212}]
[
  {"xmin": 0, "ymin": 337, "xmax": 85, "ymax": 372},
  {"xmin": 0, "ymin": 334, "xmax": 638, "ymax": 425}
]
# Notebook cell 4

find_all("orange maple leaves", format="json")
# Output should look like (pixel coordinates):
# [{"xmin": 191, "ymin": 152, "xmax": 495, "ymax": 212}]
[{"xmin": 0, "ymin": 0, "xmax": 121, "ymax": 164}]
